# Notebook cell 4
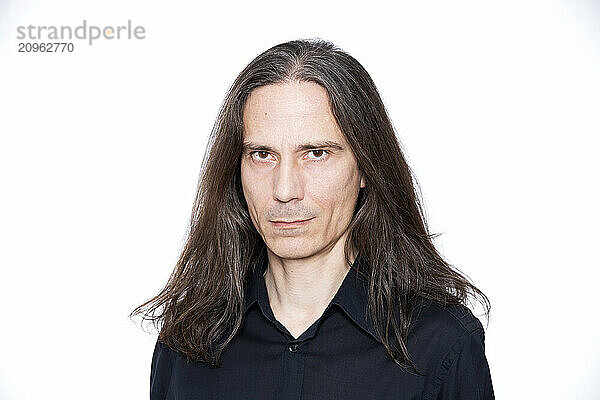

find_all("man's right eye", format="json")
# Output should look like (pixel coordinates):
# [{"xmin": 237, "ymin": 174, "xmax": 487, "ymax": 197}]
[{"xmin": 250, "ymin": 151, "xmax": 273, "ymax": 161}]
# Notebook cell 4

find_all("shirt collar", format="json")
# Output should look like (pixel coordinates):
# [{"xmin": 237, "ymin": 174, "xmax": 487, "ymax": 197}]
[{"xmin": 244, "ymin": 248, "xmax": 382, "ymax": 344}]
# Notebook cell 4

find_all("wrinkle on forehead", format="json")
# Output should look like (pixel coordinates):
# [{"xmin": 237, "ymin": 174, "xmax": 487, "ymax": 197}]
[
  {"xmin": 243, "ymin": 81, "xmax": 341, "ymax": 138},
  {"xmin": 246, "ymin": 81, "xmax": 331, "ymax": 113}
]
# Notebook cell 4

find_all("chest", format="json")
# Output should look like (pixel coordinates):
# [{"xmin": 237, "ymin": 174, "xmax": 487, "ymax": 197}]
[
  {"xmin": 272, "ymin": 310, "xmax": 323, "ymax": 340},
  {"xmin": 157, "ymin": 311, "xmax": 430, "ymax": 400}
]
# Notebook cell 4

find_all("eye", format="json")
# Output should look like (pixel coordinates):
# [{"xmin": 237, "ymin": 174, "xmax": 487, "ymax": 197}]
[
  {"xmin": 306, "ymin": 149, "xmax": 329, "ymax": 161},
  {"xmin": 250, "ymin": 151, "xmax": 275, "ymax": 162}
]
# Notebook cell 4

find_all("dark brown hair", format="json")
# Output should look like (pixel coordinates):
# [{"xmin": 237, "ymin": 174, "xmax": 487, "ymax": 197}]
[{"xmin": 129, "ymin": 37, "xmax": 491, "ymax": 375}]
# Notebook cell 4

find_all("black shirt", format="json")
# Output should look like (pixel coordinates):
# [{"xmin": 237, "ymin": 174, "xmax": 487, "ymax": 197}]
[{"xmin": 150, "ymin": 252, "xmax": 494, "ymax": 399}]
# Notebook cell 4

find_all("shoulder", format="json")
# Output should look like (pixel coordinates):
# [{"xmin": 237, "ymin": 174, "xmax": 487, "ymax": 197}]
[
  {"xmin": 410, "ymin": 300, "xmax": 494, "ymax": 399},
  {"xmin": 407, "ymin": 299, "xmax": 493, "ymax": 399},
  {"xmin": 150, "ymin": 339, "xmax": 177, "ymax": 398},
  {"xmin": 151, "ymin": 339, "xmax": 177, "ymax": 373},
  {"xmin": 405, "ymin": 298, "xmax": 486, "ymax": 372},
  {"xmin": 410, "ymin": 298, "xmax": 484, "ymax": 338}
]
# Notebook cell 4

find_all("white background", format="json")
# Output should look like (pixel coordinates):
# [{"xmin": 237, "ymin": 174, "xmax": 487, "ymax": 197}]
[{"xmin": 1, "ymin": 0, "xmax": 599, "ymax": 399}]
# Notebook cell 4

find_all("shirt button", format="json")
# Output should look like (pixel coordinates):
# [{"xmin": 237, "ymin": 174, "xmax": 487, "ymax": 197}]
[{"xmin": 288, "ymin": 343, "xmax": 299, "ymax": 353}]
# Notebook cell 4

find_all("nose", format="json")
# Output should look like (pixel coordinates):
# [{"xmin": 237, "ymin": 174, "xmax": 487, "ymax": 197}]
[{"xmin": 272, "ymin": 156, "xmax": 304, "ymax": 203}]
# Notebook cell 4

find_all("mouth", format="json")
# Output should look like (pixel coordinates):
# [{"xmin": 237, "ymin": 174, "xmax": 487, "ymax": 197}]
[{"xmin": 270, "ymin": 218, "xmax": 313, "ymax": 228}]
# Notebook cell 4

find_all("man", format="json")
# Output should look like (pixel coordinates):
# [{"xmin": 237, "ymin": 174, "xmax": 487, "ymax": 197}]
[{"xmin": 133, "ymin": 38, "xmax": 494, "ymax": 399}]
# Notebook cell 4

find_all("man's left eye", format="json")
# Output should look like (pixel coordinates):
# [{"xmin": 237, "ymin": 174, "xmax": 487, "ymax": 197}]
[{"xmin": 307, "ymin": 150, "xmax": 328, "ymax": 160}]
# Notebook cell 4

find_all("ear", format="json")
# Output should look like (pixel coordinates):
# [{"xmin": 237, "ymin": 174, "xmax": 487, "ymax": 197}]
[{"xmin": 360, "ymin": 173, "xmax": 366, "ymax": 189}]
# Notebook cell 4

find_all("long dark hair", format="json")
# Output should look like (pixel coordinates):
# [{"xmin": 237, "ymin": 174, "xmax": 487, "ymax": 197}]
[{"xmin": 129, "ymin": 37, "xmax": 491, "ymax": 375}]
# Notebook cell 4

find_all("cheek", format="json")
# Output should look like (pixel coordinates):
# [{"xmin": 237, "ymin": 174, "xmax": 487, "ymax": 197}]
[
  {"xmin": 309, "ymin": 167, "xmax": 358, "ymax": 214},
  {"xmin": 240, "ymin": 164, "xmax": 265, "ymax": 215}
]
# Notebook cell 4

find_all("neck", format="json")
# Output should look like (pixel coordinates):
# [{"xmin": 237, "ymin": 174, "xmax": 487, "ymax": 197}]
[{"xmin": 263, "ymin": 240, "xmax": 357, "ymax": 322}]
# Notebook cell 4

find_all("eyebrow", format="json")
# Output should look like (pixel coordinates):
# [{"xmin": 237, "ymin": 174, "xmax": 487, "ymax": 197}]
[{"xmin": 241, "ymin": 140, "xmax": 345, "ymax": 153}]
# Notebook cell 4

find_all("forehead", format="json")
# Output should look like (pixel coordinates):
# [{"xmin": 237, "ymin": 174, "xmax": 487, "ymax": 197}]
[{"xmin": 242, "ymin": 81, "xmax": 345, "ymax": 143}]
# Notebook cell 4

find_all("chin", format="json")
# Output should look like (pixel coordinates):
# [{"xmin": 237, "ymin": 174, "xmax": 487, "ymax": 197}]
[{"xmin": 265, "ymin": 239, "xmax": 317, "ymax": 260}]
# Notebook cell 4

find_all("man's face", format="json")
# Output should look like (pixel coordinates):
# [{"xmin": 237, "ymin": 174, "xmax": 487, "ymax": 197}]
[{"xmin": 240, "ymin": 80, "xmax": 365, "ymax": 260}]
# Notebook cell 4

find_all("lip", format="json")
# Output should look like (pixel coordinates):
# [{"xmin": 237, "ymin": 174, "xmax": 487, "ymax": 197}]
[{"xmin": 270, "ymin": 218, "xmax": 313, "ymax": 228}]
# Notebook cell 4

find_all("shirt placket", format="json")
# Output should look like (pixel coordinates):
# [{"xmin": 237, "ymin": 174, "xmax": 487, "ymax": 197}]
[{"xmin": 279, "ymin": 339, "xmax": 305, "ymax": 400}]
